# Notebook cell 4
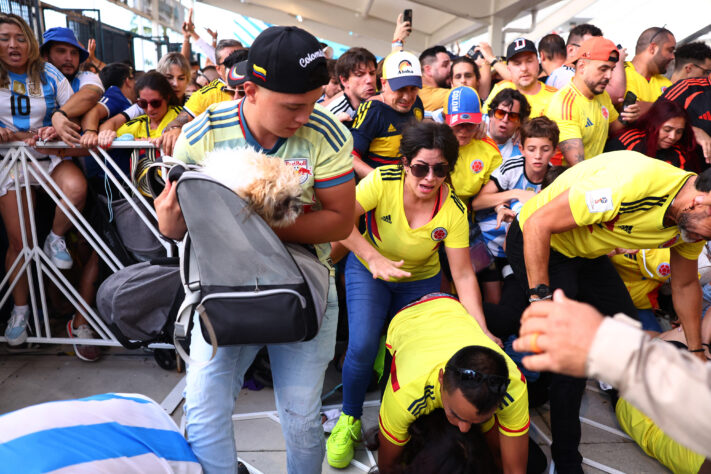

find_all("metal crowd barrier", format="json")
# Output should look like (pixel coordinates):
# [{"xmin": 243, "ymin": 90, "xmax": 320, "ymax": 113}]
[{"xmin": 0, "ymin": 141, "xmax": 173, "ymax": 348}]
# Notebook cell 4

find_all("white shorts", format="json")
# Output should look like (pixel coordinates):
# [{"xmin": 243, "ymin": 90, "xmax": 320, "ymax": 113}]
[{"xmin": 0, "ymin": 152, "xmax": 63, "ymax": 198}]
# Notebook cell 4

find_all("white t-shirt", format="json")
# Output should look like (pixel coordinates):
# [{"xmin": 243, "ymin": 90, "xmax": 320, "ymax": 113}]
[{"xmin": 70, "ymin": 71, "xmax": 104, "ymax": 94}]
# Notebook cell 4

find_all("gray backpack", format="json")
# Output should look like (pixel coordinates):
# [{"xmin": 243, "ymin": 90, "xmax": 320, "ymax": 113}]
[{"xmin": 172, "ymin": 171, "xmax": 330, "ymax": 362}]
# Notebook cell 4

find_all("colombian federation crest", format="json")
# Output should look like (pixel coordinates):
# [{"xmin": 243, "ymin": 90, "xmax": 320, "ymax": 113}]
[
  {"xmin": 470, "ymin": 159, "xmax": 484, "ymax": 173},
  {"xmin": 656, "ymin": 262, "xmax": 671, "ymax": 277},
  {"xmin": 431, "ymin": 227, "xmax": 448, "ymax": 241},
  {"xmin": 601, "ymin": 105, "xmax": 609, "ymax": 120}
]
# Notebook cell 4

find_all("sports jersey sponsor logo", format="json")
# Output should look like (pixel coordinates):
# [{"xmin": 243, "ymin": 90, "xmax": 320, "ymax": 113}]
[
  {"xmin": 431, "ymin": 227, "xmax": 448, "ymax": 241},
  {"xmin": 11, "ymin": 80, "xmax": 26, "ymax": 95},
  {"xmin": 381, "ymin": 214, "xmax": 392, "ymax": 223},
  {"xmin": 601, "ymin": 105, "xmax": 609, "ymax": 120},
  {"xmin": 585, "ymin": 188, "xmax": 613, "ymax": 213},
  {"xmin": 413, "ymin": 108, "xmax": 423, "ymax": 121},
  {"xmin": 657, "ymin": 262, "xmax": 671, "ymax": 277},
  {"xmin": 398, "ymin": 60, "xmax": 414, "ymax": 74},
  {"xmin": 299, "ymin": 49, "xmax": 325, "ymax": 68},
  {"xmin": 659, "ymin": 234, "xmax": 680, "ymax": 248},
  {"xmin": 584, "ymin": 117, "xmax": 594, "ymax": 127},
  {"xmin": 618, "ymin": 225, "xmax": 634, "ymax": 234},
  {"xmin": 470, "ymin": 159, "xmax": 484, "ymax": 173},
  {"xmin": 699, "ymin": 111, "xmax": 711, "ymax": 121},
  {"xmin": 284, "ymin": 158, "xmax": 312, "ymax": 184}
]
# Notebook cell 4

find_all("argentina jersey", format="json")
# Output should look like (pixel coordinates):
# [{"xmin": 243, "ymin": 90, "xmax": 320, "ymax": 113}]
[
  {"xmin": 69, "ymin": 71, "xmax": 104, "ymax": 94},
  {"xmin": 477, "ymin": 157, "xmax": 543, "ymax": 257},
  {"xmin": 0, "ymin": 62, "xmax": 72, "ymax": 133}
]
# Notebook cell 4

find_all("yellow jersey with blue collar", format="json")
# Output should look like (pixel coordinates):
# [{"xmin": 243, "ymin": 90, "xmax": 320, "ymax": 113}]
[
  {"xmin": 356, "ymin": 166, "xmax": 469, "ymax": 281},
  {"xmin": 116, "ymin": 106, "xmax": 183, "ymax": 139},
  {"xmin": 379, "ymin": 294, "xmax": 529, "ymax": 446},
  {"xmin": 483, "ymin": 80, "xmax": 557, "ymax": 118},
  {"xmin": 450, "ymin": 137, "xmax": 503, "ymax": 202},
  {"xmin": 183, "ymin": 79, "xmax": 233, "ymax": 118},
  {"xmin": 545, "ymin": 81, "xmax": 619, "ymax": 164},
  {"xmin": 624, "ymin": 62, "xmax": 672, "ymax": 103},
  {"xmin": 518, "ymin": 151, "xmax": 704, "ymax": 261},
  {"xmin": 173, "ymin": 99, "xmax": 354, "ymax": 262},
  {"xmin": 611, "ymin": 250, "xmax": 671, "ymax": 309}
]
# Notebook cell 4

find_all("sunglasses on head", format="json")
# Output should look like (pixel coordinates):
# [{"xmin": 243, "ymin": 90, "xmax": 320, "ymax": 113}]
[
  {"xmin": 137, "ymin": 98, "xmax": 165, "ymax": 109},
  {"xmin": 446, "ymin": 365, "xmax": 510, "ymax": 396},
  {"xmin": 408, "ymin": 162, "xmax": 450, "ymax": 178},
  {"xmin": 492, "ymin": 108, "xmax": 521, "ymax": 123}
]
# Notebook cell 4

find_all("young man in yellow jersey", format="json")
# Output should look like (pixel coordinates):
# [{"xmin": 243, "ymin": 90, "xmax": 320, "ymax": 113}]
[
  {"xmin": 377, "ymin": 293, "xmax": 531, "ymax": 474},
  {"xmin": 545, "ymin": 37, "xmax": 640, "ymax": 166},
  {"xmin": 506, "ymin": 150, "xmax": 711, "ymax": 472},
  {"xmin": 625, "ymin": 27, "xmax": 676, "ymax": 113},
  {"xmin": 483, "ymin": 38, "xmax": 558, "ymax": 118}
]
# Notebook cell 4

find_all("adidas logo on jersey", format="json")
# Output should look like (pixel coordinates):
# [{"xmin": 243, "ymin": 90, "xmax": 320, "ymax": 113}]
[
  {"xmin": 699, "ymin": 111, "xmax": 711, "ymax": 121},
  {"xmin": 618, "ymin": 225, "xmax": 634, "ymax": 234},
  {"xmin": 381, "ymin": 214, "xmax": 392, "ymax": 224},
  {"xmin": 584, "ymin": 118, "xmax": 594, "ymax": 127}
]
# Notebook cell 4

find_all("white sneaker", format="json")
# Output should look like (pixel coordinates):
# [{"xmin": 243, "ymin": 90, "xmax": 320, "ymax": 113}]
[
  {"xmin": 43, "ymin": 235, "xmax": 73, "ymax": 269},
  {"xmin": 5, "ymin": 308, "xmax": 28, "ymax": 346},
  {"xmin": 67, "ymin": 318, "xmax": 101, "ymax": 362}
]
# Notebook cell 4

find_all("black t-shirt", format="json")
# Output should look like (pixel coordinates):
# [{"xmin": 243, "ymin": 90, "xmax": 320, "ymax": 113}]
[
  {"xmin": 661, "ymin": 76, "xmax": 711, "ymax": 135},
  {"xmin": 605, "ymin": 129, "xmax": 697, "ymax": 171}
]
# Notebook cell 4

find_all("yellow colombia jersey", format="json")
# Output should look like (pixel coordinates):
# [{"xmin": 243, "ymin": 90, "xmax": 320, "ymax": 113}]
[
  {"xmin": 450, "ymin": 137, "xmax": 503, "ymax": 202},
  {"xmin": 611, "ymin": 250, "xmax": 671, "ymax": 309},
  {"xmin": 419, "ymin": 85, "xmax": 450, "ymax": 112},
  {"xmin": 518, "ymin": 151, "xmax": 705, "ymax": 260},
  {"xmin": 483, "ymin": 80, "xmax": 557, "ymax": 118},
  {"xmin": 545, "ymin": 81, "xmax": 619, "ymax": 164},
  {"xmin": 173, "ymin": 99, "xmax": 354, "ymax": 263},
  {"xmin": 616, "ymin": 398, "xmax": 705, "ymax": 474},
  {"xmin": 183, "ymin": 79, "xmax": 233, "ymax": 118},
  {"xmin": 117, "ymin": 105, "xmax": 183, "ymax": 139},
  {"xmin": 379, "ymin": 294, "xmax": 529, "ymax": 446},
  {"xmin": 356, "ymin": 165, "xmax": 469, "ymax": 281},
  {"xmin": 624, "ymin": 62, "xmax": 673, "ymax": 103}
]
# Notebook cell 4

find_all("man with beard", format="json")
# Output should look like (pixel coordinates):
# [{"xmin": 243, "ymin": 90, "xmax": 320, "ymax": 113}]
[
  {"xmin": 483, "ymin": 38, "xmax": 558, "ymax": 119},
  {"xmin": 40, "ymin": 28, "xmax": 104, "ymax": 146},
  {"xmin": 505, "ymin": 150, "xmax": 710, "ymax": 473},
  {"xmin": 325, "ymin": 47, "xmax": 377, "ymax": 127},
  {"xmin": 350, "ymin": 50, "xmax": 424, "ymax": 178},
  {"xmin": 545, "ymin": 37, "xmax": 639, "ymax": 166},
  {"xmin": 418, "ymin": 45, "xmax": 451, "ymax": 112},
  {"xmin": 625, "ymin": 27, "xmax": 675, "ymax": 113}
]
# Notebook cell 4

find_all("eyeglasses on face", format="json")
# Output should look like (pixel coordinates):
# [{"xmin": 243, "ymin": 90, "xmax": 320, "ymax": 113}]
[
  {"xmin": 408, "ymin": 162, "xmax": 450, "ymax": 178},
  {"xmin": 446, "ymin": 365, "xmax": 510, "ymax": 396},
  {"xmin": 689, "ymin": 63, "xmax": 711, "ymax": 76},
  {"xmin": 492, "ymin": 108, "xmax": 521, "ymax": 123},
  {"xmin": 136, "ymin": 98, "xmax": 165, "ymax": 109}
]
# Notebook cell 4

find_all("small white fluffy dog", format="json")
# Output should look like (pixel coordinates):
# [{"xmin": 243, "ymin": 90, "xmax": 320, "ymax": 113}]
[{"xmin": 201, "ymin": 147, "xmax": 303, "ymax": 227}]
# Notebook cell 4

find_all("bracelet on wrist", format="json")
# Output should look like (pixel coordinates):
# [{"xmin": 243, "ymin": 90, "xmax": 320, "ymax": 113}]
[
  {"xmin": 83, "ymin": 129, "xmax": 98, "ymax": 134},
  {"xmin": 689, "ymin": 348, "xmax": 705, "ymax": 353},
  {"xmin": 529, "ymin": 294, "xmax": 552, "ymax": 303},
  {"xmin": 489, "ymin": 58, "xmax": 499, "ymax": 67},
  {"xmin": 53, "ymin": 109, "xmax": 69, "ymax": 119}
]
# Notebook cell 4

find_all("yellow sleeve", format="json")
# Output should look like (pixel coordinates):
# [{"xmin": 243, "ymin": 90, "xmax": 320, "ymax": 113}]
[
  {"xmin": 482, "ymin": 142, "xmax": 503, "ymax": 183},
  {"xmin": 566, "ymin": 176, "xmax": 622, "ymax": 226},
  {"xmin": 672, "ymin": 240, "xmax": 705, "ymax": 261},
  {"xmin": 602, "ymin": 93, "xmax": 619, "ymax": 123},
  {"xmin": 443, "ymin": 194, "xmax": 470, "ymax": 249},
  {"xmin": 546, "ymin": 97, "xmax": 582, "ymax": 142},
  {"xmin": 355, "ymin": 167, "xmax": 384, "ymax": 212},
  {"xmin": 183, "ymin": 88, "xmax": 208, "ymax": 118},
  {"xmin": 378, "ymin": 387, "xmax": 413, "ymax": 446}
]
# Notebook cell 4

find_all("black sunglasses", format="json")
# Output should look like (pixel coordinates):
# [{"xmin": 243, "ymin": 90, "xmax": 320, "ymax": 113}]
[
  {"xmin": 492, "ymin": 108, "xmax": 521, "ymax": 122},
  {"xmin": 446, "ymin": 365, "xmax": 510, "ymax": 396},
  {"xmin": 648, "ymin": 25, "xmax": 669, "ymax": 45},
  {"xmin": 137, "ymin": 98, "xmax": 165, "ymax": 109},
  {"xmin": 408, "ymin": 162, "xmax": 450, "ymax": 178}
]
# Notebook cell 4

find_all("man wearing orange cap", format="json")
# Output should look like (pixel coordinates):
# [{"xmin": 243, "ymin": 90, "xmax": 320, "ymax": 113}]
[{"xmin": 545, "ymin": 37, "xmax": 640, "ymax": 166}]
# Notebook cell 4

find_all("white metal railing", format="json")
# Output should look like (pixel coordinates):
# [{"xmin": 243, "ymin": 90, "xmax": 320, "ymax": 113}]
[{"xmin": 0, "ymin": 141, "xmax": 173, "ymax": 348}]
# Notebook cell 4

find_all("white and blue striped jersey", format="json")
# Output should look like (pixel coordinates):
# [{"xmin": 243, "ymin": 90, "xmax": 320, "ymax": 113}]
[
  {"xmin": 0, "ymin": 62, "xmax": 72, "ymax": 132},
  {"xmin": 476, "ymin": 157, "xmax": 543, "ymax": 258},
  {"xmin": 69, "ymin": 71, "xmax": 104, "ymax": 94},
  {"xmin": 0, "ymin": 393, "xmax": 202, "ymax": 473}
]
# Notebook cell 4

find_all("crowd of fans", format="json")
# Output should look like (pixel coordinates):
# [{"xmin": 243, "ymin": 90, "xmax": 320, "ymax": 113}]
[{"xmin": 1, "ymin": 8, "xmax": 711, "ymax": 474}]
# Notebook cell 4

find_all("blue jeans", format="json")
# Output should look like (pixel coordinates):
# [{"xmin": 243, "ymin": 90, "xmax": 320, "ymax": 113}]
[
  {"xmin": 184, "ymin": 277, "xmax": 338, "ymax": 474},
  {"xmin": 341, "ymin": 253, "xmax": 441, "ymax": 418}
]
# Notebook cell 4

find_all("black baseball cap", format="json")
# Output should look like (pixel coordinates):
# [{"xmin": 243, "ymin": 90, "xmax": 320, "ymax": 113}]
[
  {"xmin": 506, "ymin": 38, "xmax": 537, "ymax": 61},
  {"xmin": 227, "ymin": 60, "xmax": 248, "ymax": 88},
  {"xmin": 246, "ymin": 26, "xmax": 329, "ymax": 94}
]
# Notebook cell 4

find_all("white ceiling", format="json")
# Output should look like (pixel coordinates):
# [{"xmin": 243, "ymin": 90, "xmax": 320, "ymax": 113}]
[{"xmin": 199, "ymin": 0, "xmax": 596, "ymax": 56}]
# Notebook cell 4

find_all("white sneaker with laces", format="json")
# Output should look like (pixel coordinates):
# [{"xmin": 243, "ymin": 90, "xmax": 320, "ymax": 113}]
[
  {"xmin": 67, "ymin": 318, "xmax": 101, "ymax": 362},
  {"xmin": 5, "ymin": 309, "xmax": 28, "ymax": 346},
  {"xmin": 43, "ymin": 235, "xmax": 73, "ymax": 269}
]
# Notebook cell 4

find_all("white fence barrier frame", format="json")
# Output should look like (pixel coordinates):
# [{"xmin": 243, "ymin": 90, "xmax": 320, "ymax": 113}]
[{"xmin": 0, "ymin": 141, "xmax": 174, "ymax": 348}]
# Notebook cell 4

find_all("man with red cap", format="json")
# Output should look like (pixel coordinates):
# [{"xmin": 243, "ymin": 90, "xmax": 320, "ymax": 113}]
[{"xmin": 545, "ymin": 37, "xmax": 640, "ymax": 166}]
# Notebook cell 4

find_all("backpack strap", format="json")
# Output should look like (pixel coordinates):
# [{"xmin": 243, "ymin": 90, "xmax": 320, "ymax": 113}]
[{"xmin": 173, "ymin": 303, "xmax": 218, "ymax": 365}]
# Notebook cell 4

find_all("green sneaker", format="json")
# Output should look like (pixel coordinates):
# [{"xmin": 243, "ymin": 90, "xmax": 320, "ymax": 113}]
[{"xmin": 327, "ymin": 413, "xmax": 362, "ymax": 468}]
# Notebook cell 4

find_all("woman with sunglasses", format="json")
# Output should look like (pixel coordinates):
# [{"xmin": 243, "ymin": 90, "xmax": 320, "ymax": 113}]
[
  {"xmin": 97, "ymin": 71, "xmax": 183, "ymax": 148},
  {"xmin": 0, "ymin": 14, "xmax": 88, "ymax": 345},
  {"xmin": 326, "ymin": 121, "xmax": 491, "ymax": 468},
  {"xmin": 605, "ymin": 98, "xmax": 699, "ymax": 171}
]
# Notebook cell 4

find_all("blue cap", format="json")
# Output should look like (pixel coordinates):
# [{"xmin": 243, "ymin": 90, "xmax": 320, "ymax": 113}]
[
  {"xmin": 444, "ymin": 86, "xmax": 482, "ymax": 126},
  {"xmin": 40, "ymin": 27, "xmax": 89, "ymax": 64}
]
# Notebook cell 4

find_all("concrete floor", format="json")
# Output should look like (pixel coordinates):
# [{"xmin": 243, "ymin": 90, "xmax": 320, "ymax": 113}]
[{"xmin": 0, "ymin": 343, "xmax": 669, "ymax": 474}]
